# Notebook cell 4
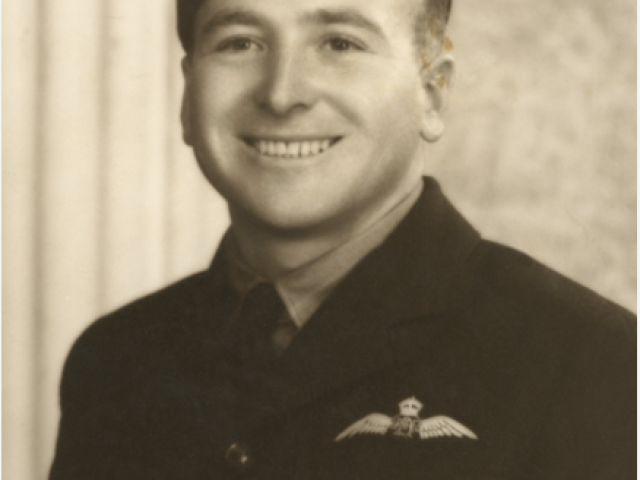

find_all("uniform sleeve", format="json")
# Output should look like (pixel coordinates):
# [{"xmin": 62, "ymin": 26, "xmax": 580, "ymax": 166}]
[
  {"xmin": 526, "ymin": 311, "xmax": 636, "ymax": 480},
  {"xmin": 49, "ymin": 315, "xmax": 230, "ymax": 479},
  {"xmin": 48, "ymin": 322, "xmax": 144, "ymax": 480}
]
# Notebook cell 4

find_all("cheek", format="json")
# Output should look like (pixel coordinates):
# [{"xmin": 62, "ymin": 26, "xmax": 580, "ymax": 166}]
[
  {"xmin": 331, "ymin": 65, "xmax": 424, "ymax": 133},
  {"xmin": 190, "ymin": 82, "xmax": 226, "ymax": 125},
  {"xmin": 189, "ymin": 66, "xmax": 253, "ymax": 124},
  {"xmin": 361, "ymin": 90, "xmax": 424, "ymax": 154}
]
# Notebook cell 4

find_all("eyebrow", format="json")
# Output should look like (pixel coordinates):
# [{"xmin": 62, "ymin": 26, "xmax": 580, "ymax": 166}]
[
  {"xmin": 302, "ymin": 9, "xmax": 386, "ymax": 38},
  {"xmin": 199, "ymin": 9, "xmax": 264, "ymax": 37},
  {"xmin": 198, "ymin": 8, "xmax": 386, "ymax": 40}
]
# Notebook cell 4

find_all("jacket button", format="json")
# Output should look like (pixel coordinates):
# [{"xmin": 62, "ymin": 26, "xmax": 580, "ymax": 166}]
[{"xmin": 225, "ymin": 442, "xmax": 254, "ymax": 473}]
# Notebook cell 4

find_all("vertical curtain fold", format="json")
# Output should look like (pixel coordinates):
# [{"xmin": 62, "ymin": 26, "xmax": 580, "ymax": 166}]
[{"xmin": 4, "ymin": 1, "xmax": 228, "ymax": 478}]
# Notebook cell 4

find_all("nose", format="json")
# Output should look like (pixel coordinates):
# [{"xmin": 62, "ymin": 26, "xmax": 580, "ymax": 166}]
[{"xmin": 255, "ymin": 46, "xmax": 319, "ymax": 116}]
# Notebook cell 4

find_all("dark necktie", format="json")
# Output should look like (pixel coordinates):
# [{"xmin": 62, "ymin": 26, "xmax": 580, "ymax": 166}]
[{"xmin": 236, "ymin": 283, "xmax": 286, "ymax": 371}]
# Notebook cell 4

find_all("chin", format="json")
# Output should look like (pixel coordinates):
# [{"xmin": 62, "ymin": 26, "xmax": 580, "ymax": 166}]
[
  {"xmin": 253, "ymin": 207, "xmax": 329, "ymax": 234},
  {"xmin": 232, "ymin": 195, "xmax": 340, "ymax": 236}
]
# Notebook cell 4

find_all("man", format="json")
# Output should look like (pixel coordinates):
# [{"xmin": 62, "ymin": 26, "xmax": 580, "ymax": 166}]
[{"xmin": 50, "ymin": 0, "xmax": 635, "ymax": 478}]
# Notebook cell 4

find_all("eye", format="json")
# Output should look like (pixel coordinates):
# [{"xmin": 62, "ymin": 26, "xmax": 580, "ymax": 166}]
[
  {"xmin": 216, "ymin": 37, "xmax": 262, "ymax": 52},
  {"xmin": 325, "ymin": 37, "xmax": 364, "ymax": 52}
]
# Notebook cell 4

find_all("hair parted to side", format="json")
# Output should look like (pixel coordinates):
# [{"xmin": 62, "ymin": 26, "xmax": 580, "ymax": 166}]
[{"xmin": 177, "ymin": 0, "xmax": 452, "ymax": 57}]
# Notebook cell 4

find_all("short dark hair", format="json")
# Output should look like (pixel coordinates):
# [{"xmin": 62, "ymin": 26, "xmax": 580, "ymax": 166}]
[{"xmin": 177, "ymin": 0, "xmax": 452, "ymax": 57}]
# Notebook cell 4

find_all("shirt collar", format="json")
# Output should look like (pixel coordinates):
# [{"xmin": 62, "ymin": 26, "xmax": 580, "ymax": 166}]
[{"xmin": 225, "ymin": 182, "xmax": 423, "ymax": 329}]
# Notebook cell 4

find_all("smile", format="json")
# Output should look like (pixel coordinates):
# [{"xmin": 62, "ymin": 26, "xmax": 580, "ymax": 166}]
[{"xmin": 243, "ymin": 137, "xmax": 341, "ymax": 158}]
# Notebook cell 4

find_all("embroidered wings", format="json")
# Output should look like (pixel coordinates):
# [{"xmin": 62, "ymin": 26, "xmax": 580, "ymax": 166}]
[
  {"xmin": 417, "ymin": 415, "xmax": 478, "ymax": 440},
  {"xmin": 335, "ymin": 414, "xmax": 478, "ymax": 441},
  {"xmin": 335, "ymin": 413, "xmax": 393, "ymax": 441}
]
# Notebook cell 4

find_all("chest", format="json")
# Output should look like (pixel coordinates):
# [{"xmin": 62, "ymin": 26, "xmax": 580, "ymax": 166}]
[
  {"xmin": 124, "ymin": 308, "xmax": 559, "ymax": 480},
  {"xmin": 256, "ymin": 371, "xmax": 543, "ymax": 480},
  {"xmin": 127, "ymin": 350, "xmax": 549, "ymax": 480}
]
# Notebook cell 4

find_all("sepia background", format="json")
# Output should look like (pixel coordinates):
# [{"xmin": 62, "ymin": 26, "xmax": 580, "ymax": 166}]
[{"xmin": 4, "ymin": 0, "xmax": 636, "ymax": 478}]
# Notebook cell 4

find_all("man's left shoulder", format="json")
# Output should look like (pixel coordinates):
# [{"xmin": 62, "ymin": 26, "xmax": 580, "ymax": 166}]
[
  {"xmin": 441, "ymin": 240, "xmax": 636, "ymax": 477},
  {"xmin": 453, "ymin": 240, "xmax": 637, "ymax": 373},
  {"xmin": 455, "ymin": 239, "xmax": 635, "ymax": 360}
]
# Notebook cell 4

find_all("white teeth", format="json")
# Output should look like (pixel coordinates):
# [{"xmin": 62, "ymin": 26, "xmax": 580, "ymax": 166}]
[
  {"xmin": 287, "ymin": 142, "xmax": 300, "ymax": 156},
  {"xmin": 250, "ymin": 139, "xmax": 337, "ymax": 158}
]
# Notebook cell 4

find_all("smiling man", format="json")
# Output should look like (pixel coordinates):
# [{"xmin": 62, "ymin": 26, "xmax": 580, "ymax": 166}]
[
  {"xmin": 181, "ymin": 0, "xmax": 448, "ymax": 278},
  {"xmin": 50, "ymin": 1, "xmax": 635, "ymax": 479}
]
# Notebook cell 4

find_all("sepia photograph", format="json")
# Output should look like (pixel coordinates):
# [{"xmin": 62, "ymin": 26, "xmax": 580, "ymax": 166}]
[{"xmin": 4, "ymin": 0, "xmax": 636, "ymax": 479}]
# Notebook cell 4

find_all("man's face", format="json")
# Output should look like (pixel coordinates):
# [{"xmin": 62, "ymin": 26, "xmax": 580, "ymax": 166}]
[{"xmin": 183, "ymin": 0, "xmax": 437, "ymax": 235}]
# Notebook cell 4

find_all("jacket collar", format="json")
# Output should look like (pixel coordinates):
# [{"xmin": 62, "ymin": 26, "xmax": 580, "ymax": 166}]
[
  {"xmin": 273, "ymin": 177, "xmax": 479, "ymax": 409},
  {"xmin": 311, "ymin": 176, "xmax": 480, "ymax": 326},
  {"xmin": 223, "ymin": 182, "xmax": 422, "ymax": 330},
  {"xmin": 197, "ymin": 178, "xmax": 480, "ymax": 416}
]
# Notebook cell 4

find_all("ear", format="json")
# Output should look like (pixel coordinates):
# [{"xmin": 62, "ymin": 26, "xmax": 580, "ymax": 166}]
[
  {"xmin": 180, "ymin": 56, "xmax": 194, "ymax": 146},
  {"xmin": 419, "ymin": 54, "xmax": 455, "ymax": 142}
]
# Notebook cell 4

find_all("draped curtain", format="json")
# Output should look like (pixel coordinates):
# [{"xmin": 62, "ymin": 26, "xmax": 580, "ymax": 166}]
[
  {"xmin": 4, "ymin": 1, "xmax": 635, "ymax": 479},
  {"xmin": 5, "ymin": 1, "xmax": 228, "ymax": 478}
]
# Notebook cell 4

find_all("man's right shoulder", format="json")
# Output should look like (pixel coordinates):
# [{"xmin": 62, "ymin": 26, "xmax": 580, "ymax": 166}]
[
  {"xmin": 64, "ymin": 270, "xmax": 230, "ymax": 376},
  {"xmin": 96, "ymin": 270, "xmax": 221, "ymax": 330}
]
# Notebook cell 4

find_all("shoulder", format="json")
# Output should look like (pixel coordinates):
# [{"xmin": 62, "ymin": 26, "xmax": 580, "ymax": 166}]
[
  {"xmin": 80, "ymin": 270, "xmax": 217, "ymax": 345},
  {"xmin": 452, "ymin": 239, "xmax": 635, "ymax": 383},
  {"xmin": 465, "ymin": 240, "xmax": 635, "ymax": 335},
  {"xmin": 457, "ymin": 242, "xmax": 637, "ymax": 475},
  {"xmin": 58, "ymin": 270, "xmax": 227, "ymax": 409}
]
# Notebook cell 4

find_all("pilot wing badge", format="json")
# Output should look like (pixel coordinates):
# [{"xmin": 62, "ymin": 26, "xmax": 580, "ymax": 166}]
[{"xmin": 335, "ymin": 397, "xmax": 478, "ymax": 442}]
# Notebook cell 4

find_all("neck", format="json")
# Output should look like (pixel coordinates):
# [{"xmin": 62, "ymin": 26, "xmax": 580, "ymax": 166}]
[{"xmin": 229, "ymin": 178, "xmax": 423, "ymax": 280}]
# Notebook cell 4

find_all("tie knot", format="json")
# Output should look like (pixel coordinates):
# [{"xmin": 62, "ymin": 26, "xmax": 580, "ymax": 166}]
[
  {"xmin": 240, "ymin": 283, "xmax": 285, "ymax": 333},
  {"xmin": 235, "ymin": 283, "xmax": 286, "ymax": 370}
]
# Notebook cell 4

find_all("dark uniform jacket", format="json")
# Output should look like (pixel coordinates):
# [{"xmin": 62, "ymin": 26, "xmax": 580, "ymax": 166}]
[{"xmin": 50, "ymin": 178, "xmax": 636, "ymax": 480}]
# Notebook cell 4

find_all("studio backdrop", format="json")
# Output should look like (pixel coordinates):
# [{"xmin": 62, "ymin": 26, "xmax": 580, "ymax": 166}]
[{"xmin": 4, "ymin": 0, "xmax": 635, "ymax": 479}]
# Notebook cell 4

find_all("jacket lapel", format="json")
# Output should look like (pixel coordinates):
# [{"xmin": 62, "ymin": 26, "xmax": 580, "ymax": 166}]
[{"xmin": 273, "ymin": 177, "xmax": 481, "ymax": 409}]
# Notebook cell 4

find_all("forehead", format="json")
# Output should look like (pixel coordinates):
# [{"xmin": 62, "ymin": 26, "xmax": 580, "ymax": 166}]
[{"xmin": 194, "ymin": 0, "xmax": 423, "ymax": 36}]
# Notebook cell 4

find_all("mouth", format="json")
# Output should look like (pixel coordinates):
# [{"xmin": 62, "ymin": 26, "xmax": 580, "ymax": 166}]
[{"xmin": 242, "ymin": 137, "xmax": 342, "ymax": 158}]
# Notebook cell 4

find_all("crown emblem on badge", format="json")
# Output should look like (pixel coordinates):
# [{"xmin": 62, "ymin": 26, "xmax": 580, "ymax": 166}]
[
  {"xmin": 336, "ymin": 397, "xmax": 478, "ymax": 442},
  {"xmin": 398, "ymin": 397, "xmax": 423, "ymax": 417}
]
